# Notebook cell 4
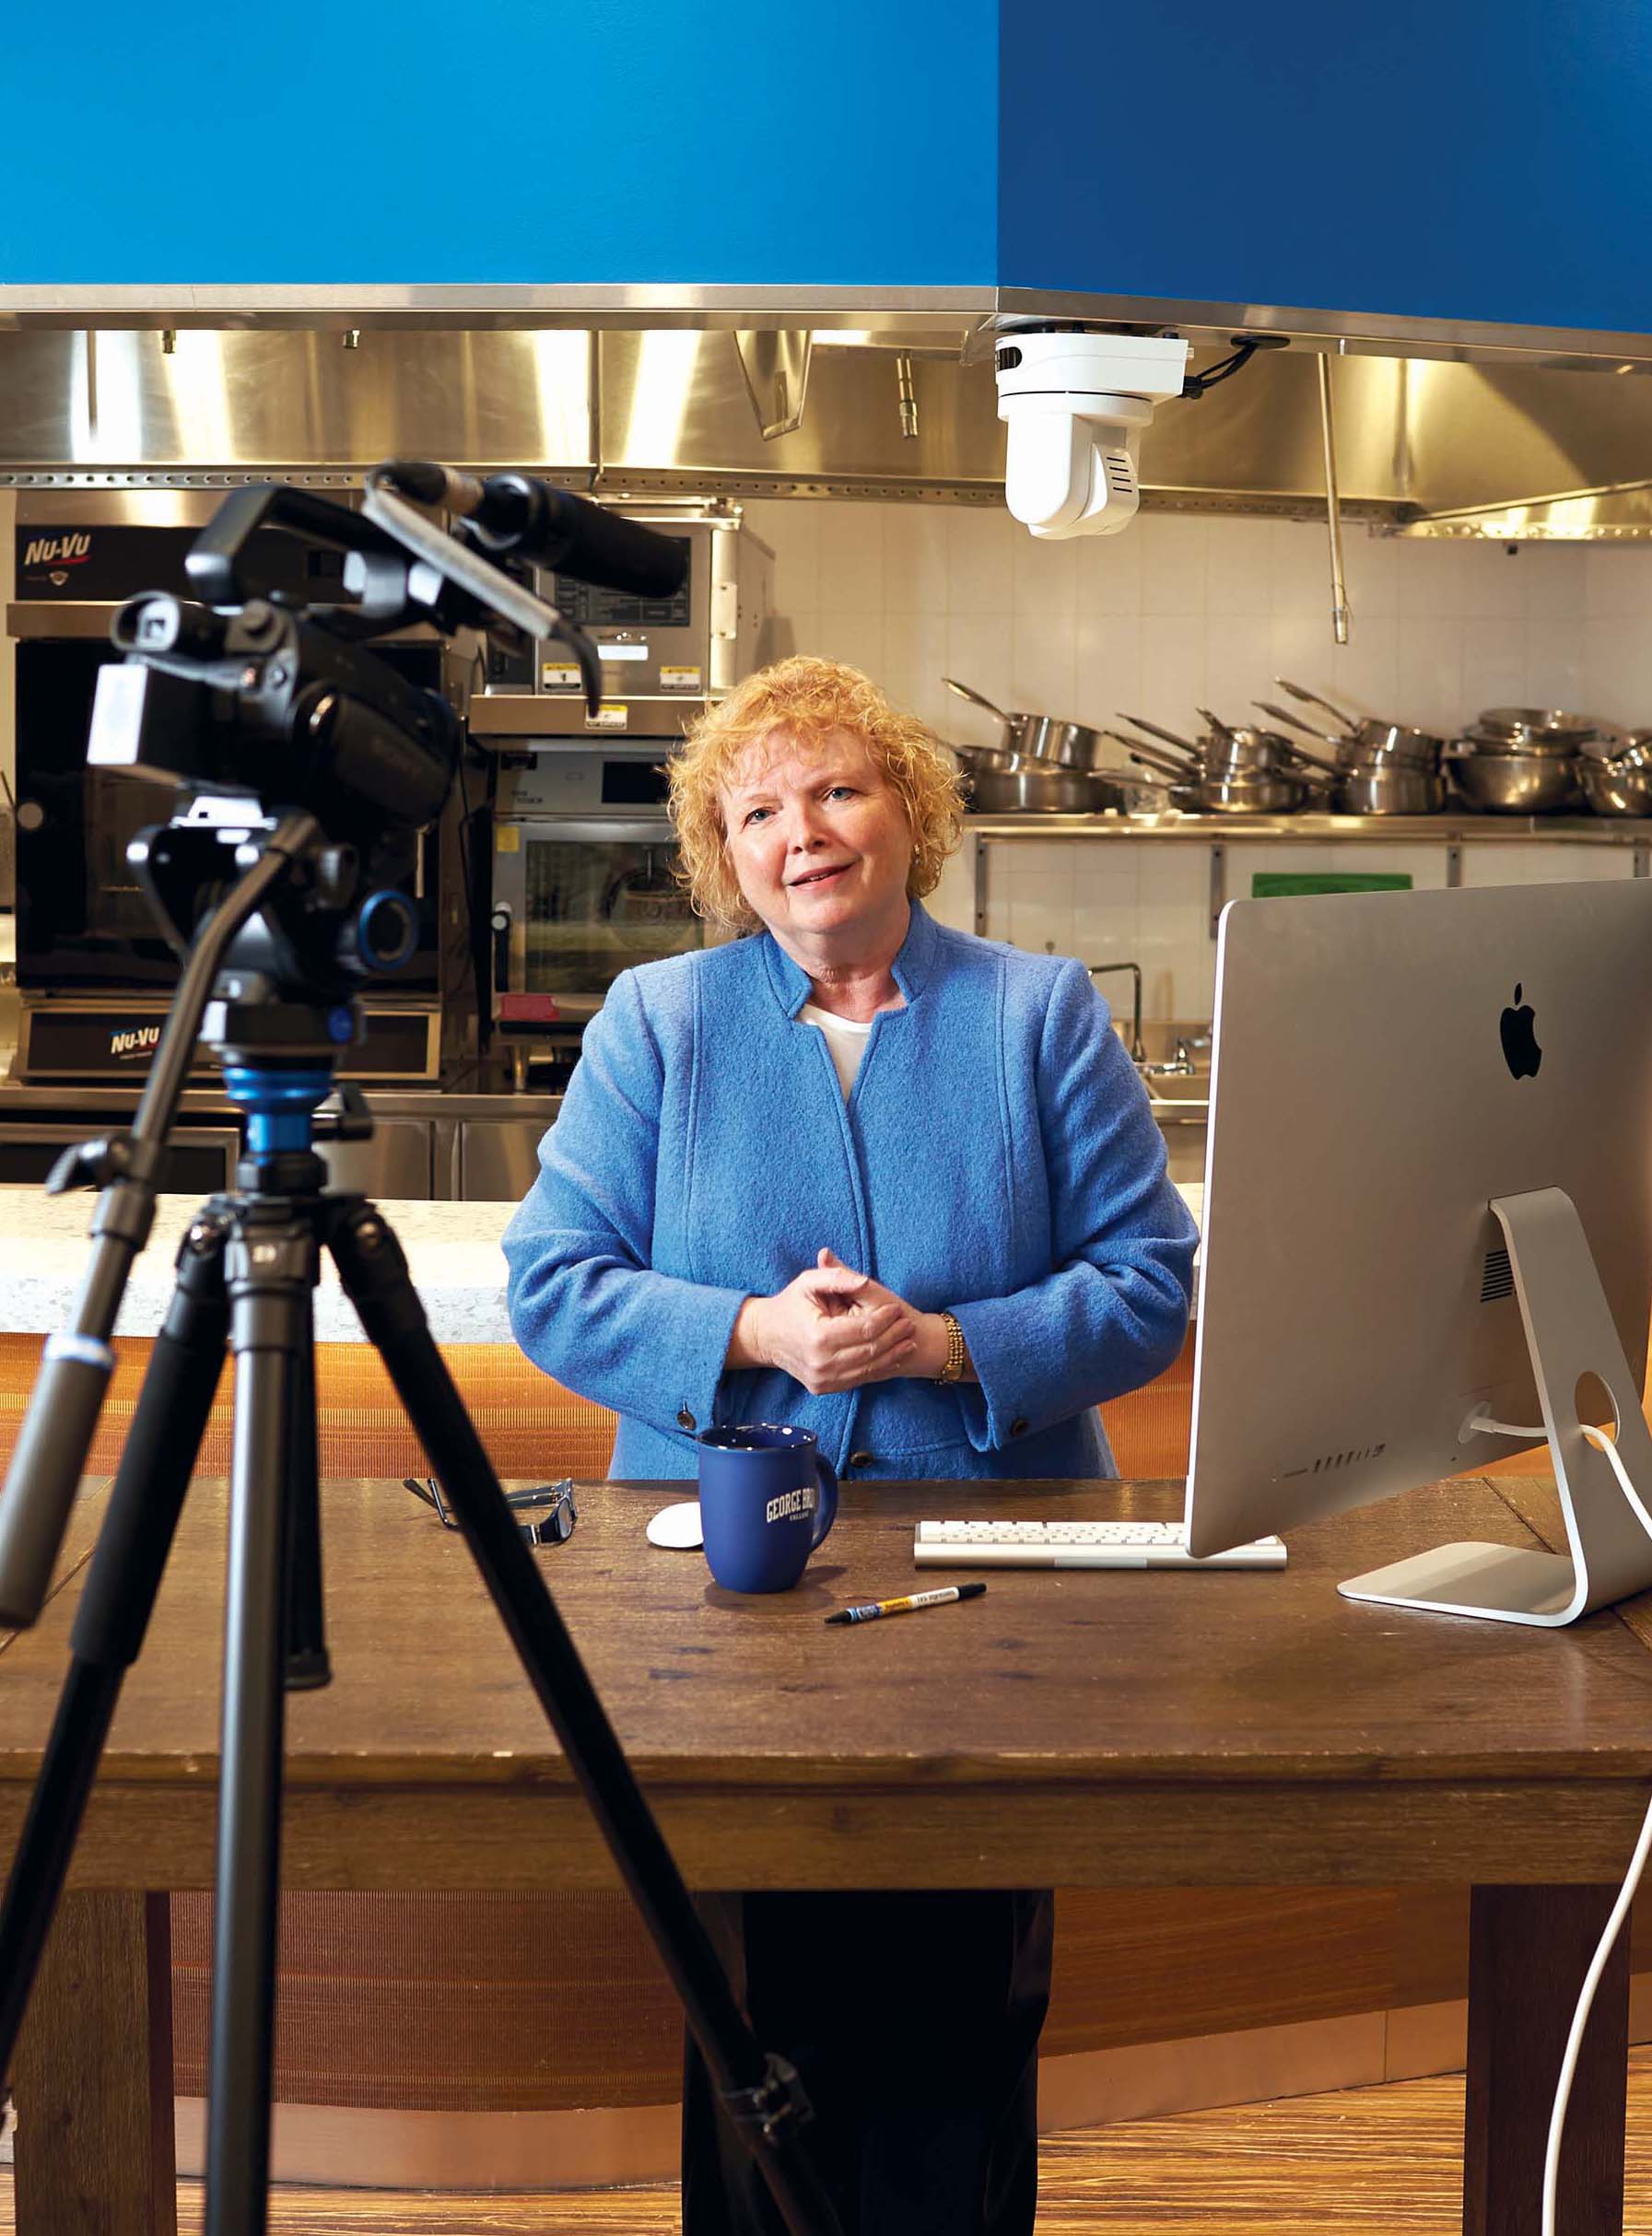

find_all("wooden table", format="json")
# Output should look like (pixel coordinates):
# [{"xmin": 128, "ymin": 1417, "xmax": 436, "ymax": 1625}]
[{"xmin": 6, "ymin": 1471, "xmax": 1652, "ymax": 2234}]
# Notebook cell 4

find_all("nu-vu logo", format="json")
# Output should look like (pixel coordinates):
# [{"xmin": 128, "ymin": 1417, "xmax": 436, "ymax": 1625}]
[
  {"xmin": 22, "ymin": 533, "xmax": 91, "ymax": 568},
  {"xmin": 110, "ymin": 1024, "xmax": 162, "ymax": 1059}
]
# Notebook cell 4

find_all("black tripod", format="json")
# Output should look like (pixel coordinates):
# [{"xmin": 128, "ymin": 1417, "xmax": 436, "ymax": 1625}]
[{"xmin": 0, "ymin": 818, "xmax": 840, "ymax": 2236}]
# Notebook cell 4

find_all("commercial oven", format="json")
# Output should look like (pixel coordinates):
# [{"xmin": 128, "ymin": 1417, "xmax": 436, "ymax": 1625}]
[{"xmin": 480, "ymin": 503, "xmax": 767, "ymax": 1080}]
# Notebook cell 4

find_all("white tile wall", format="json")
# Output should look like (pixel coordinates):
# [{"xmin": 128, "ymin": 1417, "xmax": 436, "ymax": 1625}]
[
  {"xmin": 742, "ymin": 498, "xmax": 1623, "ymax": 760},
  {"xmin": 744, "ymin": 496, "xmax": 1652, "ymax": 1023}
]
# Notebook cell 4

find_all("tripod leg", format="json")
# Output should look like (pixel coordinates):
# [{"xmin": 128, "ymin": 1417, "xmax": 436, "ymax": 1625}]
[
  {"xmin": 204, "ymin": 1220, "xmax": 310, "ymax": 2236},
  {"xmin": 281, "ymin": 1292, "xmax": 329, "ymax": 1690},
  {"xmin": 329, "ymin": 1200, "xmax": 842, "ymax": 2236},
  {"xmin": 0, "ymin": 1207, "xmax": 230, "ymax": 2073}
]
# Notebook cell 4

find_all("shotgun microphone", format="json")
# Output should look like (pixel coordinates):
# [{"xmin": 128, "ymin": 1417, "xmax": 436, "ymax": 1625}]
[{"xmin": 374, "ymin": 461, "xmax": 686, "ymax": 600}]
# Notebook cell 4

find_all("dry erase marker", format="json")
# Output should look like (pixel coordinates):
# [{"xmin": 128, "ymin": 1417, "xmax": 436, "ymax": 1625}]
[{"xmin": 826, "ymin": 1583, "xmax": 987, "ymax": 1627}]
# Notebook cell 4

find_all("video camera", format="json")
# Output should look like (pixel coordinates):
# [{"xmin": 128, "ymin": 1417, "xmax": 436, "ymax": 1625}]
[{"xmin": 80, "ymin": 463, "xmax": 688, "ymax": 1023}]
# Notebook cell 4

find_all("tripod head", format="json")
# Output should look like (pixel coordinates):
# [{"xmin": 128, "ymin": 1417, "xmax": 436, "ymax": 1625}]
[{"xmin": 0, "ymin": 467, "xmax": 689, "ymax": 1628}]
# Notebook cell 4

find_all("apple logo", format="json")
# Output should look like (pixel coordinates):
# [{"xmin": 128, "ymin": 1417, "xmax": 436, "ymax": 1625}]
[{"xmin": 1500, "ymin": 983, "xmax": 1542, "ymax": 1080}]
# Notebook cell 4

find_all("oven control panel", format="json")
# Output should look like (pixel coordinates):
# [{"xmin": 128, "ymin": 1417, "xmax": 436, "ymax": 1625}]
[
  {"xmin": 475, "ymin": 509, "xmax": 771, "ymax": 739},
  {"xmin": 497, "ymin": 745, "xmax": 674, "ymax": 816}
]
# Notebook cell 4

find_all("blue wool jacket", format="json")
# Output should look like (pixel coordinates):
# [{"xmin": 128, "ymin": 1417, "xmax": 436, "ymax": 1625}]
[{"xmin": 502, "ymin": 902, "xmax": 1198, "ymax": 1482}]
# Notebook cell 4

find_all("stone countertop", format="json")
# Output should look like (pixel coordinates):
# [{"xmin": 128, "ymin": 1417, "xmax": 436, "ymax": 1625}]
[
  {"xmin": 0, "ymin": 1182, "xmax": 1203, "ymax": 1344},
  {"xmin": 0, "ymin": 1189, "xmax": 517, "ymax": 1344}
]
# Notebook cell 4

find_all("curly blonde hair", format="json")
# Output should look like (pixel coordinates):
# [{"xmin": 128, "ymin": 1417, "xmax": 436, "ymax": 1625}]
[{"xmin": 669, "ymin": 655, "xmax": 966, "ymax": 927}]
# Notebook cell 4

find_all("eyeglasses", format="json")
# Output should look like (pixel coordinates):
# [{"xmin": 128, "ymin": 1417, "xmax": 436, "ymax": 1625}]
[{"xmin": 402, "ymin": 1475, "xmax": 579, "ymax": 1547}]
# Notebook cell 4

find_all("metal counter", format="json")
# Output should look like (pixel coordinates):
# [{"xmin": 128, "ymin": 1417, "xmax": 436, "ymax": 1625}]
[
  {"xmin": 0, "ymin": 1069, "xmax": 564, "ymax": 1202},
  {"xmin": 963, "ymin": 813, "xmax": 1652, "ymax": 840}
]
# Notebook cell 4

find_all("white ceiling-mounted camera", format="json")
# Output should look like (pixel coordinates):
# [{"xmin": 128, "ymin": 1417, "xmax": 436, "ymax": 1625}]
[{"xmin": 995, "ymin": 331, "xmax": 1191, "ymax": 540}]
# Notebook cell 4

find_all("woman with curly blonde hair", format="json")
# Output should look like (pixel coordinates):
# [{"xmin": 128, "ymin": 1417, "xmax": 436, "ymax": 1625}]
[{"xmin": 504, "ymin": 651, "xmax": 1196, "ymax": 2235}]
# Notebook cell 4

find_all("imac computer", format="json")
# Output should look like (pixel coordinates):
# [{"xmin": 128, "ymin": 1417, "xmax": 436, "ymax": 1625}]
[{"xmin": 1184, "ymin": 878, "xmax": 1652, "ymax": 1626}]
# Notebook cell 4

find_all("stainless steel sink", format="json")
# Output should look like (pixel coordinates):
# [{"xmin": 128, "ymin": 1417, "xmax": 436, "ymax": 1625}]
[
  {"xmin": 1142, "ymin": 1067, "xmax": 1210, "ymax": 1107},
  {"xmin": 1136, "ymin": 1032, "xmax": 1211, "ymax": 1108}
]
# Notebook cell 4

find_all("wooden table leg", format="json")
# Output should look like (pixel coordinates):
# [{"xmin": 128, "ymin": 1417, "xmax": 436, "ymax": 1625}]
[
  {"xmin": 1464, "ymin": 1883, "xmax": 1629, "ymax": 2236},
  {"xmin": 12, "ymin": 1889, "xmax": 176, "ymax": 2236}
]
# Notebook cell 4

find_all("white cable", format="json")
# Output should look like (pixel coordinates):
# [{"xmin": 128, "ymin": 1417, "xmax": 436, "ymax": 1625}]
[
  {"xmin": 1470, "ymin": 1415, "xmax": 1652, "ymax": 1542},
  {"xmin": 1541, "ymin": 1783, "xmax": 1652, "ymax": 2236},
  {"xmin": 1579, "ymin": 1423, "xmax": 1652, "ymax": 1542},
  {"xmin": 1471, "ymin": 1408, "xmax": 1652, "ymax": 2230}
]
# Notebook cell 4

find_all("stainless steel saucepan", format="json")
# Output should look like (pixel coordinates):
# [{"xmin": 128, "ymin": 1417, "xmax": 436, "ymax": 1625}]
[
  {"xmin": 1253, "ymin": 703, "xmax": 1442, "ymax": 812},
  {"xmin": 950, "ymin": 738, "xmax": 1128, "ymax": 814},
  {"xmin": 1273, "ymin": 677, "xmax": 1444, "ymax": 772},
  {"xmin": 1111, "ymin": 726, "xmax": 1310, "ymax": 815},
  {"xmin": 1332, "ymin": 764, "xmax": 1447, "ymax": 815},
  {"xmin": 1122, "ymin": 708, "xmax": 1333, "ymax": 791},
  {"xmin": 943, "ymin": 677, "xmax": 1111, "ymax": 772}
]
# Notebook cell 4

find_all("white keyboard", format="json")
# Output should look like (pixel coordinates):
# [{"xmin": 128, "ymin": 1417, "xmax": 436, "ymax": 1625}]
[{"xmin": 913, "ymin": 1518, "xmax": 1286, "ymax": 1571}]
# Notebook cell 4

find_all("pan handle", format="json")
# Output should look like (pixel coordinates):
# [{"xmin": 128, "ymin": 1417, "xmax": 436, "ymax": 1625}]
[
  {"xmin": 1120, "ymin": 741, "xmax": 1195, "ymax": 780},
  {"xmin": 943, "ymin": 676, "xmax": 1013, "ymax": 725},
  {"xmin": 1117, "ymin": 710, "xmax": 1202, "ymax": 757},
  {"xmin": 1275, "ymin": 676, "xmax": 1358, "ymax": 734},
  {"xmin": 1251, "ymin": 705, "xmax": 1342, "ymax": 775},
  {"xmin": 1255, "ymin": 697, "xmax": 1342, "ymax": 747},
  {"xmin": 1104, "ymin": 724, "xmax": 1198, "ymax": 773}
]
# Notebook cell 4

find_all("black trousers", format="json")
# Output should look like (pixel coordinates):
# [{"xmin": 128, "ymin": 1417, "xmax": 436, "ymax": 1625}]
[{"xmin": 681, "ymin": 1889, "xmax": 1055, "ymax": 2236}]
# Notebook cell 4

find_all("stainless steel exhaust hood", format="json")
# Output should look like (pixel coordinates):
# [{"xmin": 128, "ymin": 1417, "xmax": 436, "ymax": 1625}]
[{"xmin": 1, "ymin": 325, "xmax": 1650, "ymax": 538}]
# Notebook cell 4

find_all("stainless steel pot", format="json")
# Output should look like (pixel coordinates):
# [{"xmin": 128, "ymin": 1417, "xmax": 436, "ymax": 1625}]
[
  {"xmin": 1202, "ymin": 725, "xmax": 1303, "ymax": 779},
  {"xmin": 1271, "ymin": 680, "xmax": 1444, "ymax": 772},
  {"xmin": 964, "ymin": 768, "xmax": 1123, "ymax": 813},
  {"xmin": 1124, "ymin": 708, "xmax": 1335, "ymax": 795},
  {"xmin": 1194, "ymin": 771, "xmax": 1311, "ymax": 815},
  {"xmin": 1444, "ymin": 742, "xmax": 1580, "ymax": 813},
  {"xmin": 1332, "ymin": 764, "xmax": 1447, "ymax": 815},
  {"xmin": 951, "ymin": 741, "xmax": 1127, "ymax": 814},
  {"xmin": 943, "ymin": 677, "xmax": 1111, "ymax": 772},
  {"xmin": 1118, "ymin": 733, "xmax": 1307, "ymax": 814}
]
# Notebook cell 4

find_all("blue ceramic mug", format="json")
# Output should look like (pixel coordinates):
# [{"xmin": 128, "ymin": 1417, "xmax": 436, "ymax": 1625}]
[{"xmin": 696, "ymin": 1423, "xmax": 838, "ymax": 1594}]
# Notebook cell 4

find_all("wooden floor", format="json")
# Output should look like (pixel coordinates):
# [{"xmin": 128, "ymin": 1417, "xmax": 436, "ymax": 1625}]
[{"xmin": 7, "ymin": 2049, "xmax": 1652, "ymax": 2233}]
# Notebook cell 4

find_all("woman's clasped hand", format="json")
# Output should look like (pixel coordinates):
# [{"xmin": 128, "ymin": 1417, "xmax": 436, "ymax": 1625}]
[{"xmin": 728, "ymin": 1246, "xmax": 946, "ymax": 1393}]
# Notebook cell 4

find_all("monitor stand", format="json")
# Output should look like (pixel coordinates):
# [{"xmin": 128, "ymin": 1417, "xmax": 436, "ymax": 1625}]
[{"xmin": 1339, "ymin": 1187, "xmax": 1652, "ymax": 1626}]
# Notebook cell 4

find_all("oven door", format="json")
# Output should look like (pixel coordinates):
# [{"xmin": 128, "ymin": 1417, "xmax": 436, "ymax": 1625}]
[
  {"xmin": 14, "ymin": 639, "xmax": 184, "ymax": 989},
  {"xmin": 491, "ymin": 816, "xmax": 709, "ymax": 1023}
]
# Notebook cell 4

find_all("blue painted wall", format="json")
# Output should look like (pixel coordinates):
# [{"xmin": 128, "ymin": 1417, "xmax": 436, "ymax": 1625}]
[
  {"xmin": 9, "ymin": 0, "xmax": 1647, "ymax": 338},
  {"xmin": 999, "ymin": 0, "xmax": 1652, "ymax": 334},
  {"xmin": 0, "ymin": 0, "xmax": 998, "ymax": 285}
]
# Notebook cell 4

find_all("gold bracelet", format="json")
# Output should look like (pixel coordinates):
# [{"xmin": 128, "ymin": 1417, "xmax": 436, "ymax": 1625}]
[{"xmin": 933, "ymin": 1310, "xmax": 967, "ymax": 1386}]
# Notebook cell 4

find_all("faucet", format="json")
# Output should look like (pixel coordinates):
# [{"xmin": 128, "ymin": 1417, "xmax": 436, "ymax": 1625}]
[{"xmin": 1086, "ymin": 961, "xmax": 1145, "ymax": 1062}]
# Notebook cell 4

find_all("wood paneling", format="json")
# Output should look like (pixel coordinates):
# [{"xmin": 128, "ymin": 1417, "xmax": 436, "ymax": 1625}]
[
  {"xmin": 162, "ymin": 1885, "xmax": 1447, "ymax": 2112},
  {"xmin": 169, "ymin": 1892, "xmax": 682, "ymax": 2113},
  {"xmin": 1045, "ymin": 1889, "xmax": 1397, "ymax": 2057},
  {"xmin": 0, "ymin": 1335, "xmax": 616, "ymax": 1483}
]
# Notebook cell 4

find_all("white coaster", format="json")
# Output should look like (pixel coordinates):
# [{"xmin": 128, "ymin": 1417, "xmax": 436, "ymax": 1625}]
[{"xmin": 647, "ymin": 1499, "xmax": 704, "ymax": 1551}]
